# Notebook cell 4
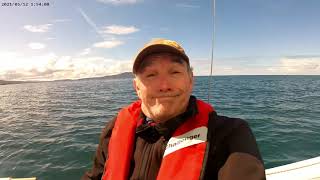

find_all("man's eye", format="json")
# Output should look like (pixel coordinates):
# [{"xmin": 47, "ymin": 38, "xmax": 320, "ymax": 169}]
[
  {"xmin": 172, "ymin": 71, "xmax": 181, "ymax": 74},
  {"xmin": 146, "ymin": 74, "xmax": 155, "ymax": 77}
]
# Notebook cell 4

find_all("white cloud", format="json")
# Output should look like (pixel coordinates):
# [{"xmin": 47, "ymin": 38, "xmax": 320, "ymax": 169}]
[
  {"xmin": 0, "ymin": 51, "xmax": 22, "ymax": 71},
  {"xmin": 78, "ymin": 7, "xmax": 138, "ymax": 48},
  {"xmin": 0, "ymin": 52, "xmax": 56, "ymax": 73},
  {"xmin": 97, "ymin": 0, "xmax": 141, "ymax": 5},
  {"xmin": 190, "ymin": 56, "xmax": 320, "ymax": 75},
  {"xmin": 78, "ymin": 8, "xmax": 99, "ymax": 33},
  {"xmin": 46, "ymin": 37, "xmax": 56, "ymax": 40},
  {"xmin": 278, "ymin": 57, "xmax": 320, "ymax": 74},
  {"xmin": 0, "ymin": 51, "xmax": 132, "ymax": 81},
  {"xmin": 23, "ymin": 24, "xmax": 52, "ymax": 33},
  {"xmin": 79, "ymin": 48, "xmax": 91, "ymax": 56},
  {"xmin": 93, "ymin": 40, "xmax": 123, "ymax": 48},
  {"xmin": 176, "ymin": 3, "xmax": 200, "ymax": 8},
  {"xmin": 28, "ymin": 43, "xmax": 46, "ymax": 50},
  {"xmin": 2, "ymin": 53, "xmax": 318, "ymax": 81},
  {"xmin": 52, "ymin": 19, "xmax": 71, "ymax": 23},
  {"xmin": 102, "ymin": 25, "xmax": 139, "ymax": 35}
]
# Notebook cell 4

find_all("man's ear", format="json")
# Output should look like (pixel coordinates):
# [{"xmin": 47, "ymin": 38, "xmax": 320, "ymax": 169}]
[
  {"xmin": 190, "ymin": 71, "xmax": 194, "ymax": 84},
  {"xmin": 133, "ymin": 78, "xmax": 141, "ymax": 98},
  {"xmin": 133, "ymin": 78, "xmax": 138, "ymax": 90},
  {"xmin": 188, "ymin": 71, "xmax": 194, "ymax": 92}
]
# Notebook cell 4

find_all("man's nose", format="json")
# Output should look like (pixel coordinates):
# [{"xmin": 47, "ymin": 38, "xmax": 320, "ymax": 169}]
[{"xmin": 158, "ymin": 76, "xmax": 172, "ymax": 92}]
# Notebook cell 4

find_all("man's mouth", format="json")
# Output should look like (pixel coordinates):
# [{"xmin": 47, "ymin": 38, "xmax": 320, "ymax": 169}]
[{"xmin": 154, "ymin": 94, "xmax": 179, "ymax": 99}]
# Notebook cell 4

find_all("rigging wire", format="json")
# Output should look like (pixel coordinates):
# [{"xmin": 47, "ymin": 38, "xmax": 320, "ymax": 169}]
[{"xmin": 208, "ymin": 0, "xmax": 216, "ymax": 103}]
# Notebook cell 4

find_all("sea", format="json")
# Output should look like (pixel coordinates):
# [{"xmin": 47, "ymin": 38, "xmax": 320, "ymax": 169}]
[{"xmin": 0, "ymin": 75, "xmax": 319, "ymax": 179}]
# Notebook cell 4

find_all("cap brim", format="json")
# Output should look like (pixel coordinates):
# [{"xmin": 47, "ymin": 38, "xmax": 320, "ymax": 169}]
[{"xmin": 133, "ymin": 44, "xmax": 189, "ymax": 74}]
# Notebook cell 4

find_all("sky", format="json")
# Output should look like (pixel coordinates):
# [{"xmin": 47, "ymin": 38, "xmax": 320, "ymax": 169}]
[{"xmin": 0, "ymin": 0, "xmax": 319, "ymax": 81}]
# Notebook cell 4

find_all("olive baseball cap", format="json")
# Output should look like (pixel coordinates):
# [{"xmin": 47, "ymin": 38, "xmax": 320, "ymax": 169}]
[{"xmin": 133, "ymin": 39, "xmax": 190, "ymax": 74}]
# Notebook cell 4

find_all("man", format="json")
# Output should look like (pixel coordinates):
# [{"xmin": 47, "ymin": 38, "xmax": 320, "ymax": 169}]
[{"xmin": 83, "ymin": 39, "xmax": 266, "ymax": 180}]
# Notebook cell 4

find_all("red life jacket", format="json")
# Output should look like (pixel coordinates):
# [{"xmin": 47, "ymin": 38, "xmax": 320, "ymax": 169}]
[{"xmin": 102, "ymin": 99, "xmax": 214, "ymax": 180}]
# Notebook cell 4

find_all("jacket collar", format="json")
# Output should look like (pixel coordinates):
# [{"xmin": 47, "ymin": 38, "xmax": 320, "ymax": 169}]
[{"xmin": 136, "ymin": 96, "xmax": 198, "ymax": 141}]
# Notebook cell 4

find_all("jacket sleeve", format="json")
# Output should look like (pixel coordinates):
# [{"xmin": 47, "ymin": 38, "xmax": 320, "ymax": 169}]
[
  {"xmin": 219, "ymin": 119, "xmax": 266, "ymax": 180},
  {"xmin": 81, "ymin": 116, "xmax": 117, "ymax": 180}
]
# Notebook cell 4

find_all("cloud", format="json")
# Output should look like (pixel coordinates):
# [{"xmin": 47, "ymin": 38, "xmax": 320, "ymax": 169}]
[
  {"xmin": 52, "ymin": 19, "xmax": 71, "ymax": 23},
  {"xmin": 28, "ymin": 42, "xmax": 46, "ymax": 50},
  {"xmin": 190, "ymin": 58, "xmax": 264, "ymax": 76},
  {"xmin": 77, "ymin": 7, "xmax": 138, "ymax": 51},
  {"xmin": 0, "ymin": 51, "xmax": 22, "ymax": 71},
  {"xmin": 93, "ymin": 40, "xmax": 124, "ymax": 48},
  {"xmin": 190, "ymin": 56, "xmax": 320, "ymax": 75},
  {"xmin": 23, "ymin": 24, "xmax": 52, "ymax": 33},
  {"xmin": 0, "ymin": 52, "xmax": 57, "ymax": 73},
  {"xmin": 176, "ymin": 3, "xmax": 200, "ymax": 8},
  {"xmin": 97, "ymin": 0, "xmax": 141, "ymax": 5},
  {"xmin": 0, "ymin": 51, "xmax": 132, "ymax": 81},
  {"xmin": 102, "ymin": 25, "xmax": 139, "ymax": 35},
  {"xmin": 46, "ymin": 37, "xmax": 56, "ymax": 40},
  {"xmin": 77, "ymin": 7, "xmax": 102, "ymax": 38},
  {"xmin": 2, "ymin": 52, "xmax": 318, "ymax": 81},
  {"xmin": 277, "ymin": 57, "xmax": 320, "ymax": 74},
  {"xmin": 79, "ymin": 48, "xmax": 91, "ymax": 56},
  {"xmin": 2, "ymin": 69, "xmax": 66, "ymax": 81}
]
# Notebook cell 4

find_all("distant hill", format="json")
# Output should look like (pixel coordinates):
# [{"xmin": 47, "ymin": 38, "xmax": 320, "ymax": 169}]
[
  {"xmin": 77, "ymin": 72, "xmax": 134, "ymax": 81},
  {"xmin": 0, "ymin": 80, "xmax": 28, "ymax": 85},
  {"xmin": 0, "ymin": 72, "xmax": 134, "ymax": 85},
  {"xmin": 104, "ymin": 72, "xmax": 134, "ymax": 79}
]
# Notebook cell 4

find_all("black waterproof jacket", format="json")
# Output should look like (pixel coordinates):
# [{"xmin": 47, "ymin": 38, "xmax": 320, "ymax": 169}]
[{"xmin": 82, "ymin": 96, "xmax": 266, "ymax": 180}]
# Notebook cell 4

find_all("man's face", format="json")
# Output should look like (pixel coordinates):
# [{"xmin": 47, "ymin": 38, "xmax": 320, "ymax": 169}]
[{"xmin": 133, "ymin": 53, "xmax": 193, "ymax": 122}]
